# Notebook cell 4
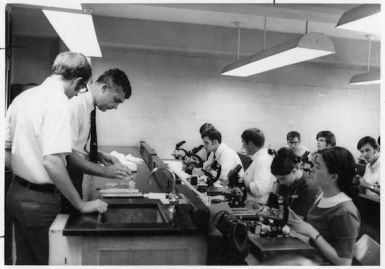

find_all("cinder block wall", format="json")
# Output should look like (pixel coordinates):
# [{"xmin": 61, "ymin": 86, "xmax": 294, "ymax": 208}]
[{"xmin": 93, "ymin": 48, "xmax": 380, "ymax": 159}]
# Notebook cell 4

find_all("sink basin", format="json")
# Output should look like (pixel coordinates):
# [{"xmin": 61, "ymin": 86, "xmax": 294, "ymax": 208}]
[
  {"xmin": 63, "ymin": 197, "xmax": 199, "ymax": 236},
  {"xmin": 99, "ymin": 200, "xmax": 169, "ymax": 225}
]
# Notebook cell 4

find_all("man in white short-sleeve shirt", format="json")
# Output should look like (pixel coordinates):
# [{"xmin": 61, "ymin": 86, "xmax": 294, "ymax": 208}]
[
  {"xmin": 241, "ymin": 128, "xmax": 275, "ymax": 204},
  {"xmin": 63, "ymin": 69, "xmax": 132, "ymax": 213},
  {"xmin": 4, "ymin": 52, "xmax": 107, "ymax": 265}
]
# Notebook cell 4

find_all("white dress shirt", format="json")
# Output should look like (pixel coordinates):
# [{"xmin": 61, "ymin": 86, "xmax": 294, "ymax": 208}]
[
  {"xmin": 363, "ymin": 156, "xmax": 380, "ymax": 186},
  {"xmin": 294, "ymin": 144, "xmax": 309, "ymax": 157},
  {"xmin": 244, "ymin": 148, "xmax": 275, "ymax": 204},
  {"xmin": 204, "ymin": 143, "xmax": 244, "ymax": 183},
  {"xmin": 5, "ymin": 77, "xmax": 72, "ymax": 184},
  {"xmin": 69, "ymin": 91, "xmax": 95, "ymax": 158}
]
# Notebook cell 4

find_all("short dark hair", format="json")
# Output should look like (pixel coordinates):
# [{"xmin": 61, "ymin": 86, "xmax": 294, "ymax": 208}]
[
  {"xmin": 96, "ymin": 68, "xmax": 132, "ymax": 99},
  {"xmin": 271, "ymin": 147, "xmax": 297, "ymax": 176},
  {"xmin": 317, "ymin": 147, "xmax": 360, "ymax": 198},
  {"xmin": 199, "ymin": 123, "xmax": 215, "ymax": 135},
  {"xmin": 241, "ymin": 128, "xmax": 265, "ymax": 148},
  {"xmin": 357, "ymin": 136, "xmax": 379, "ymax": 151},
  {"xmin": 52, "ymin": 51, "xmax": 92, "ymax": 82},
  {"xmin": 287, "ymin": 131, "xmax": 301, "ymax": 141},
  {"xmin": 316, "ymin": 130, "xmax": 336, "ymax": 147},
  {"xmin": 202, "ymin": 129, "xmax": 222, "ymax": 144}
]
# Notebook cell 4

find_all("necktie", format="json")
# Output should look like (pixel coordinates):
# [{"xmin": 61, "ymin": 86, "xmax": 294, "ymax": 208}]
[{"xmin": 89, "ymin": 108, "xmax": 98, "ymax": 163}]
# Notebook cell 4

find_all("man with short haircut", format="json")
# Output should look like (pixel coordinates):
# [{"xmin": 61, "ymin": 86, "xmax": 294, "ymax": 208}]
[
  {"xmin": 196, "ymin": 122, "xmax": 215, "ymax": 161},
  {"xmin": 287, "ymin": 131, "xmax": 309, "ymax": 158},
  {"xmin": 63, "ymin": 68, "xmax": 133, "ymax": 213},
  {"xmin": 357, "ymin": 136, "xmax": 380, "ymax": 195},
  {"xmin": 5, "ymin": 52, "xmax": 107, "ymax": 265},
  {"xmin": 316, "ymin": 130, "xmax": 336, "ymax": 150},
  {"xmin": 241, "ymin": 128, "xmax": 275, "ymax": 204},
  {"xmin": 202, "ymin": 129, "xmax": 243, "ymax": 185}
]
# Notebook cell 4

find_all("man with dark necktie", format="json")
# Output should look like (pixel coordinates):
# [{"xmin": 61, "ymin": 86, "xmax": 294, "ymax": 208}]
[{"xmin": 62, "ymin": 68, "xmax": 132, "ymax": 213}]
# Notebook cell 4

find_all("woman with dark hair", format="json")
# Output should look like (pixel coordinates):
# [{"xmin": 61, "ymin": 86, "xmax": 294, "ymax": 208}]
[
  {"xmin": 271, "ymin": 147, "xmax": 320, "ymax": 218},
  {"xmin": 288, "ymin": 147, "xmax": 361, "ymax": 265}
]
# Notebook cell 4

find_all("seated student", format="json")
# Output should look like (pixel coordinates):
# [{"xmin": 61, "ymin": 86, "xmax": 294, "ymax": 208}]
[
  {"xmin": 316, "ymin": 130, "xmax": 336, "ymax": 150},
  {"xmin": 271, "ymin": 147, "xmax": 320, "ymax": 218},
  {"xmin": 288, "ymin": 147, "xmax": 361, "ymax": 265},
  {"xmin": 202, "ymin": 129, "xmax": 243, "ymax": 185},
  {"xmin": 356, "ymin": 136, "xmax": 380, "ymax": 195},
  {"xmin": 241, "ymin": 128, "xmax": 275, "ymax": 204},
  {"xmin": 196, "ymin": 122, "xmax": 215, "ymax": 161},
  {"xmin": 287, "ymin": 131, "xmax": 309, "ymax": 158}
]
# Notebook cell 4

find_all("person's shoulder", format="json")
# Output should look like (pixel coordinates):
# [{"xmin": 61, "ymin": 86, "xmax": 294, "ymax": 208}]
[
  {"xmin": 222, "ymin": 143, "xmax": 237, "ymax": 155},
  {"xmin": 333, "ymin": 199, "xmax": 359, "ymax": 217},
  {"xmin": 69, "ymin": 93, "xmax": 87, "ymax": 109},
  {"xmin": 49, "ymin": 90, "xmax": 68, "ymax": 104}
]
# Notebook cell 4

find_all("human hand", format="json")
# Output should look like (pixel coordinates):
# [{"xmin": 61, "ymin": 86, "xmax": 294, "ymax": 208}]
[
  {"xmin": 104, "ymin": 163, "xmax": 132, "ymax": 179},
  {"xmin": 79, "ymin": 199, "xmax": 108, "ymax": 214},
  {"xmin": 242, "ymin": 177, "xmax": 250, "ymax": 188},
  {"xmin": 287, "ymin": 208, "xmax": 318, "ymax": 239},
  {"xmin": 202, "ymin": 161, "xmax": 211, "ymax": 170},
  {"xmin": 99, "ymin": 152, "xmax": 120, "ymax": 166},
  {"xmin": 358, "ymin": 176, "xmax": 371, "ymax": 189}
]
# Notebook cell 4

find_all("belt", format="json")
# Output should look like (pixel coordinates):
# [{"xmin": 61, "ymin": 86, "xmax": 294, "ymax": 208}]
[{"xmin": 14, "ymin": 176, "xmax": 58, "ymax": 194}]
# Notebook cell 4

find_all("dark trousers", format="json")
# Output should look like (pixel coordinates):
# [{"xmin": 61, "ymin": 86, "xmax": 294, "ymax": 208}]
[
  {"xmin": 6, "ymin": 181, "xmax": 61, "ymax": 265},
  {"xmin": 61, "ymin": 162, "xmax": 84, "ymax": 214}
]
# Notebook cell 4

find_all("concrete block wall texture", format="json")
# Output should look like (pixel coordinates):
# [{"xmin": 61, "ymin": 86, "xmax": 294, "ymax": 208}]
[{"xmin": 92, "ymin": 48, "xmax": 380, "ymax": 159}]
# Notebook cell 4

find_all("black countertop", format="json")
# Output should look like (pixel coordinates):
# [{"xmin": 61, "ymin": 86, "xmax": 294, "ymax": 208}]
[{"xmin": 63, "ymin": 146, "xmax": 206, "ymax": 236}]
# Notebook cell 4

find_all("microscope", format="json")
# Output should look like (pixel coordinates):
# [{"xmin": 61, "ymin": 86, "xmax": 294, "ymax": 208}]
[
  {"xmin": 225, "ymin": 164, "xmax": 247, "ymax": 208},
  {"xmin": 295, "ymin": 151, "xmax": 314, "ymax": 173},
  {"xmin": 172, "ymin": 140, "xmax": 204, "ymax": 174},
  {"xmin": 201, "ymin": 160, "xmax": 222, "ymax": 186}
]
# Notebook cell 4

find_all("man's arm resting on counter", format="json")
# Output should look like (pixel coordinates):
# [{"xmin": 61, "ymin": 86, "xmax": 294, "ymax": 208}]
[
  {"xmin": 43, "ymin": 154, "xmax": 107, "ymax": 213},
  {"xmin": 5, "ymin": 149, "xmax": 12, "ymax": 170},
  {"xmin": 359, "ymin": 176, "xmax": 380, "ymax": 195},
  {"xmin": 69, "ymin": 151, "xmax": 130, "ymax": 179}
]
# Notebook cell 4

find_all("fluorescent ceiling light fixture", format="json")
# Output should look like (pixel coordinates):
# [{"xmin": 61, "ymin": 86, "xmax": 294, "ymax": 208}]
[
  {"xmin": 336, "ymin": 4, "xmax": 381, "ymax": 35},
  {"xmin": 12, "ymin": 0, "xmax": 82, "ymax": 10},
  {"xmin": 221, "ymin": 32, "xmax": 335, "ymax": 77},
  {"xmin": 349, "ymin": 71, "xmax": 380, "ymax": 85},
  {"xmin": 43, "ymin": 10, "xmax": 102, "ymax": 57},
  {"xmin": 349, "ymin": 36, "xmax": 379, "ymax": 86}
]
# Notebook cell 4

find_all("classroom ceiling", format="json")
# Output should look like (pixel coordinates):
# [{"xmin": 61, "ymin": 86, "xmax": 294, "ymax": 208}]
[
  {"xmin": 10, "ymin": 3, "xmax": 380, "ymax": 41},
  {"xmin": 9, "ymin": 3, "xmax": 381, "ymax": 69},
  {"xmin": 81, "ymin": 3, "xmax": 377, "ymax": 41}
]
